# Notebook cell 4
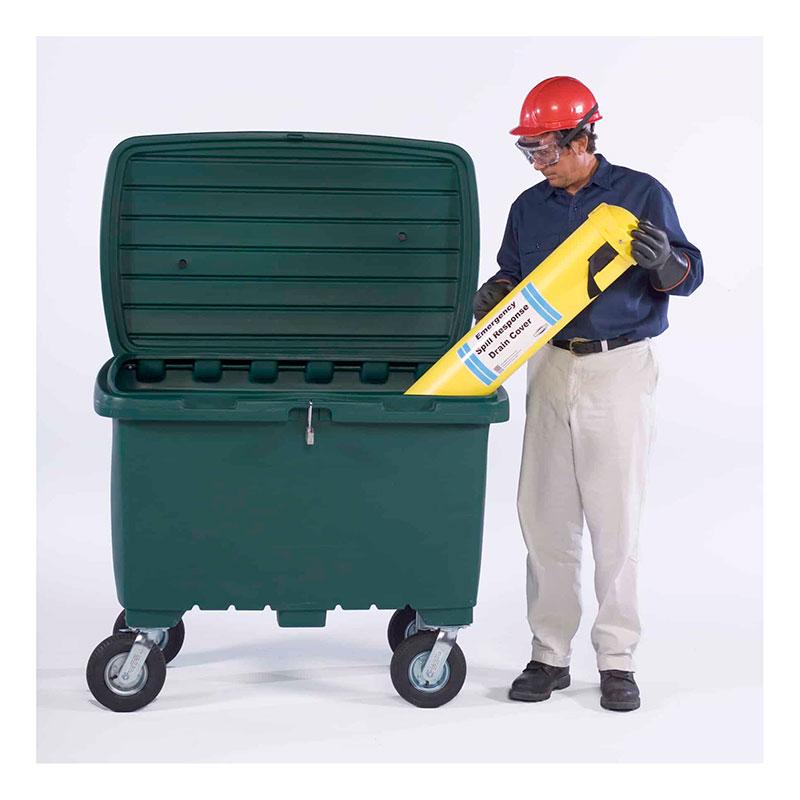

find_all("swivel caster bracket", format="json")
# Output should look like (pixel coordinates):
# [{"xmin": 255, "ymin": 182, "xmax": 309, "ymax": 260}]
[
  {"xmin": 420, "ymin": 627, "xmax": 460, "ymax": 686},
  {"xmin": 115, "ymin": 629, "xmax": 167, "ymax": 690}
]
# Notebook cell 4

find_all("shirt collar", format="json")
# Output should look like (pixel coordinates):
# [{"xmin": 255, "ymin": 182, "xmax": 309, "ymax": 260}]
[
  {"xmin": 589, "ymin": 154, "xmax": 613, "ymax": 189},
  {"xmin": 542, "ymin": 153, "xmax": 613, "ymax": 197}
]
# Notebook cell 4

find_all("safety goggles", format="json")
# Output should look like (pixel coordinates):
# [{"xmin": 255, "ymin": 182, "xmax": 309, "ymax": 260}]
[{"xmin": 515, "ymin": 133, "xmax": 563, "ymax": 167}]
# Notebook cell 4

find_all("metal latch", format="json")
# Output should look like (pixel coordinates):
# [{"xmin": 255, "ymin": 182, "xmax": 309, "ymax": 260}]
[{"xmin": 305, "ymin": 401, "xmax": 315, "ymax": 446}]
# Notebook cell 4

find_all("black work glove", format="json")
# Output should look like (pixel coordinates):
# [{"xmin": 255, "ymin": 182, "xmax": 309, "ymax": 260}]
[
  {"xmin": 473, "ymin": 279, "xmax": 512, "ymax": 321},
  {"xmin": 631, "ymin": 219, "xmax": 688, "ymax": 291}
]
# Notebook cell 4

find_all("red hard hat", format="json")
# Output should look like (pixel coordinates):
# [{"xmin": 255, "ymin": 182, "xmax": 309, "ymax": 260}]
[{"xmin": 510, "ymin": 76, "xmax": 602, "ymax": 137}]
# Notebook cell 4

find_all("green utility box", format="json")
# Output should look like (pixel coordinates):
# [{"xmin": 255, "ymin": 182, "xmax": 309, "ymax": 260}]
[{"xmin": 87, "ymin": 132, "xmax": 508, "ymax": 711}]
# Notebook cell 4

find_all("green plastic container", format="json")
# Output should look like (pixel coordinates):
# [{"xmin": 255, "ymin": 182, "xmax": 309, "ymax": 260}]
[{"xmin": 95, "ymin": 132, "xmax": 509, "ymax": 634}]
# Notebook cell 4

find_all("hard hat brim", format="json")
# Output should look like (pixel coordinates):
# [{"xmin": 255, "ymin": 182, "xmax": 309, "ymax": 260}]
[{"xmin": 510, "ymin": 112, "xmax": 602, "ymax": 137}]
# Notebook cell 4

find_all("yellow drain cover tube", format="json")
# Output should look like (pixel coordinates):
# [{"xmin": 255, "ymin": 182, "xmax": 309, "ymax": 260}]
[{"xmin": 405, "ymin": 202, "xmax": 640, "ymax": 397}]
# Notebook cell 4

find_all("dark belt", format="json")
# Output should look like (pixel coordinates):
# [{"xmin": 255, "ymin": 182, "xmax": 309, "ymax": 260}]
[{"xmin": 551, "ymin": 335, "xmax": 643, "ymax": 356}]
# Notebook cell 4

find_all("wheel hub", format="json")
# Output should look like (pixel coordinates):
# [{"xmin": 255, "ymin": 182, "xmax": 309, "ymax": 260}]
[
  {"xmin": 408, "ymin": 651, "xmax": 450, "ymax": 692},
  {"xmin": 104, "ymin": 653, "xmax": 149, "ymax": 696}
]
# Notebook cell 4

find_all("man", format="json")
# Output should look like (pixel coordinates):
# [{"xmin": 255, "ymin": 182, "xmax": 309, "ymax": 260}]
[{"xmin": 473, "ymin": 76, "xmax": 702, "ymax": 712}]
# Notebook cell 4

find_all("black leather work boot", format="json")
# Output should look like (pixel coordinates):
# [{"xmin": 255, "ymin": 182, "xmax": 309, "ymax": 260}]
[
  {"xmin": 599, "ymin": 670, "xmax": 641, "ymax": 711},
  {"xmin": 508, "ymin": 660, "xmax": 571, "ymax": 702}
]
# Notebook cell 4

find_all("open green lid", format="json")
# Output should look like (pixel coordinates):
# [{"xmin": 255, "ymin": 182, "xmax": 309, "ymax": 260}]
[{"xmin": 100, "ymin": 132, "xmax": 479, "ymax": 361}]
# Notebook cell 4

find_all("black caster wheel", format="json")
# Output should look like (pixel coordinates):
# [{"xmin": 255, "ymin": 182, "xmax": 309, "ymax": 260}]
[
  {"xmin": 86, "ymin": 632, "xmax": 166, "ymax": 712},
  {"xmin": 113, "ymin": 610, "xmax": 185, "ymax": 664},
  {"xmin": 390, "ymin": 630, "xmax": 466, "ymax": 708},
  {"xmin": 387, "ymin": 605, "xmax": 419, "ymax": 652}
]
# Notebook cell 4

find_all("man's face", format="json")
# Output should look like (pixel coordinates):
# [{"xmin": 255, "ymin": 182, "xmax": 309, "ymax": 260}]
[{"xmin": 517, "ymin": 132, "xmax": 587, "ymax": 189}]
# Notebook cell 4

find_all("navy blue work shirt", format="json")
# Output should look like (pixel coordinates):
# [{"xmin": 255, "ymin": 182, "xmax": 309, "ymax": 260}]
[{"xmin": 491, "ymin": 153, "xmax": 703, "ymax": 341}]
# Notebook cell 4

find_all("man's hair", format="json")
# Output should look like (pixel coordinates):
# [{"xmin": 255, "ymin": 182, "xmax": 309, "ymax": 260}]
[{"xmin": 560, "ymin": 125, "xmax": 598, "ymax": 154}]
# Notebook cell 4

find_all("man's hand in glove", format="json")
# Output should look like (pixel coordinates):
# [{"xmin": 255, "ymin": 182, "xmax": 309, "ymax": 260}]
[
  {"xmin": 473, "ymin": 279, "xmax": 513, "ymax": 321},
  {"xmin": 631, "ymin": 219, "xmax": 689, "ymax": 291}
]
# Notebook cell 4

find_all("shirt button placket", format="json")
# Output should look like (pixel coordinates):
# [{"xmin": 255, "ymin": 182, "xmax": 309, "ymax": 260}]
[{"xmin": 569, "ymin": 196, "xmax": 578, "ymax": 229}]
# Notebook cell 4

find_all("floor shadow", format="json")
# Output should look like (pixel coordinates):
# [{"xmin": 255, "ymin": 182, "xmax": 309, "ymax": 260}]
[
  {"xmin": 560, "ymin": 680, "xmax": 602, "ymax": 711},
  {"xmin": 46, "ymin": 652, "xmax": 618, "ymax": 715},
  {"xmin": 224, "ymin": 663, "xmax": 388, "ymax": 686},
  {"xmin": 483, "ymin": 686, "xmax": 513, "ymax": 703},
  {"xmin": 479, "ymin": 678, "xmax": 603, "ymax": 709},
  {"xmin": 173, "ymin": 637, "xmax": 389, "ymax": 669}
]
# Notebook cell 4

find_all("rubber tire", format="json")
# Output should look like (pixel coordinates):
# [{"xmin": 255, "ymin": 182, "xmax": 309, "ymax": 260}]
[
  {"xmin": 390, "ymin": 630, "xmax": 466, "ymax": 708},
  {"xmin": 113, "ymin": 610, "xmax": 185, "ymax": 665},
  {"xmin": 86, "ymin": 632, "xmax": 167, "ymax": 712},
  {"xmin": 387, "ymin": 606, "xmax": 418, "ymax": 652}
]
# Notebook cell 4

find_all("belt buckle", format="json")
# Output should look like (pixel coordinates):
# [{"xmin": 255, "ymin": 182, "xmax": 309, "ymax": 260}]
[{"xmin": 568, "ymin": 338, "xmax": 583, "ymax": 355}]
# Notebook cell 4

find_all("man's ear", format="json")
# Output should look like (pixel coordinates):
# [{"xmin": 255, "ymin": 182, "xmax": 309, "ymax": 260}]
[{"xmin": 569, "ymin": 135, "xmax": 588, "ymax": 156}]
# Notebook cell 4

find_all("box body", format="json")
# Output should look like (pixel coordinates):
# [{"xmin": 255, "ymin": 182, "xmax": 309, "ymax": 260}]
[{"xmin": 110, "ymin": 414, "xmax": 496, "ymax": 629}]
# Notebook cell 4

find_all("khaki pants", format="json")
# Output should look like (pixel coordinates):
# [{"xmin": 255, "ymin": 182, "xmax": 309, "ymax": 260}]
[{"xmin": 517, "ymin": 340, "xmax": 658, "ymax": 671}]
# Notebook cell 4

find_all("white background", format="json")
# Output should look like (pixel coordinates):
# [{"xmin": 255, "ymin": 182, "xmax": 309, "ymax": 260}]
[{"xmin": 37, "ymin": 36, "xmax": 761, "ymax": 762}]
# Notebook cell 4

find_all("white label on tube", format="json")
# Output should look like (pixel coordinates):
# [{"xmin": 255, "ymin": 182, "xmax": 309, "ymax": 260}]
[{"xmin": 456, "ymin": 283, "xmax": 563, "ymax": 386}]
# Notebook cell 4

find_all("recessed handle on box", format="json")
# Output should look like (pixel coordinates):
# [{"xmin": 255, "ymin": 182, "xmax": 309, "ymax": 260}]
[{"xmin": 181, "ymin": 396, "xmax": 238, "ymax": 410}]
